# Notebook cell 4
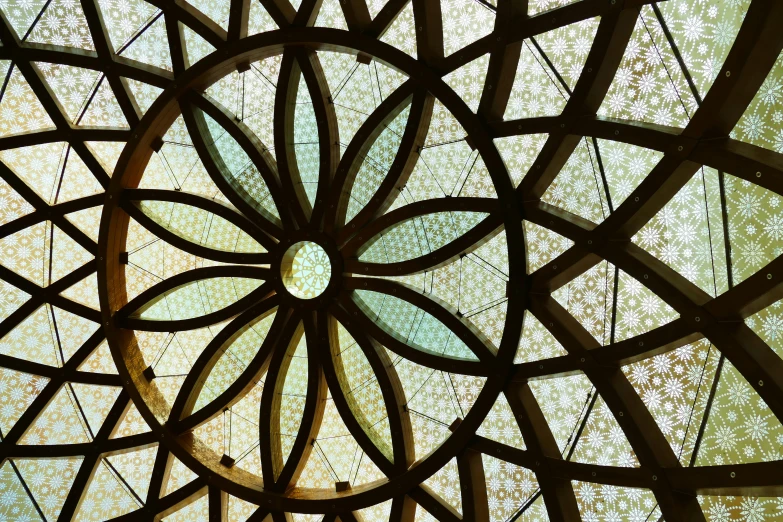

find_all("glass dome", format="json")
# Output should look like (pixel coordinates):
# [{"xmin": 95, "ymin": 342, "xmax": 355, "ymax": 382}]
[{"xmin": 0, "ymin": 0, "xmax": 782, "ymax": 521}]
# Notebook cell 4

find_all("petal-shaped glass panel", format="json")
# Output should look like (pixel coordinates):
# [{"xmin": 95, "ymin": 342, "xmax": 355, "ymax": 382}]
[
  {"xmin": 277, "ymin": 333, "xmax": 309, "ymax": 467},
  {"xmin": 354, "ymin": 290, "xmax": 477, "ymax": 360},
  {"xmin": 136, "ymin": 200, "xmax": 267, "ymax": 253}
]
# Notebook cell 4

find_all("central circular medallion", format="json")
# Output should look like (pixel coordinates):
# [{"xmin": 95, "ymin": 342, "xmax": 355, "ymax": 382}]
[{"xmin": 281, "ymin": 241, "xmax": 332, "ymax": 299}]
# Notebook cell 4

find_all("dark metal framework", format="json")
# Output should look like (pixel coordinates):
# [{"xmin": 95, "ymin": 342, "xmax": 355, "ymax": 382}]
[{"xmin": 0, "ymin": 0, "xmax": 780, "ymax": 520}]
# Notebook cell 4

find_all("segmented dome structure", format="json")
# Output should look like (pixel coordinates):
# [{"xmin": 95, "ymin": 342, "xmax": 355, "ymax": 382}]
[{"xmin": 1, "ymin": 0, "xmax": 783, "ymax": 521}]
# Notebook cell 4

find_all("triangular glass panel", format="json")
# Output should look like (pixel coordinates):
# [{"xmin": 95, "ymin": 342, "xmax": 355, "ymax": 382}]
[
  {"xmin": 126, "ymin": 78, "xmax": 163, "ymax": 115},
  {"xmin": 732, "ymin": 47, "xmax": 783, "ymax": 153},
  {"xmin": 633, "ymin": 167, "xmax": 728, "ymax": 296},
  {"xmin": 698, "ymin": 495, "xmax": 780, "ymax": 521},
  {"xmin": 164, "ymin": 455, "xmax": 199, "ymax": 495},
  {"xmin": 0, "ymin": 278, "xmax": 30, "ymax": 322},
  {"xmin": 528, "ymin": 372, "xmax": 593, "ymax": 455},
  {"xmin": 0, "ymin": 305, "xmax": 59, "ymax": 367},
  {"xmin": 477, "ymin": 391, "xmax": 526, "ymax": 449},
  {"xmin": 423, "ymin": 457, "xmax": 462, "ymax": 514},
  {"xmin": 183, "ymin": 24, "xmax": 216, "ymax": 67},
  {"xmin": 85, "ymin": 141, "xmax": 125, "ymax": 176},
  {"xmin": 0, "ymin": 62, "xmax": 55, "ymax": 136},
  {"xmin": 52, "ymin": 306, "xmax": 99, "ymax": 362},
  {"xmin": 227, "ymin": 494, "xmax": 261, "ymax": 521},
  {"xmin": 60, "ymin": 272, "xmax": 100, "ymax": 310},
  {"xmin": 248, "ymin": 0, "xmax": 278, "ymax": 35},
  {"xmin": 66, "ymin": 206, "xmax": 102, "ymax": 244},
  {"xmin": 0, "ymin": 461, "xmax": 42, "ymax": 520},
  {"xmin": 50, "ymin": 225, "xmax": 93, "ymax": 283},
  {"xmin": 27, "ymin": 0, "xmax": 94, "ymax": 50},
  {"xmin": 14, "ymin": 457, "xmax": 82, "ymax": 521},
  {"xmin": 70, "ymin": 383, "xmax": 121, "ymax": 436},
  {"xmin": 79, "ymin": 77, "xmax": 128, "ymax": 128},
  {"xmin": 444, "ymin": 53, "xmax": 490, "ymax": 113},
  {"xmin": 482, "ymin": 455, "xmax": 541, "ymax": 522},
  {"xmin": 75, "ymin": 459, "xmax": 142, "ymax": 520},
  {"xmin": 357, "ymin": 499, "xmax": 393, "ymax": 522},
  {"xmin": 505, "ymin": 41, "xmax": 569, "ymax": 120},
  {"xmin": 37, "ymin": 63, "xmax": 101, "ymax": 123},
  {"xmin": 78, "ymin": 340, "xmax": 118, "ymax": 374},
  {"xmin": 120, "ymin": 14, "xmax": 173, "ymax": 72},
  {"xmin": 99, "ymin": 0, "xmax": 160, "ymax": 53},
  {"xmin": 56, "ymin": 146, "xmax": 104, "ymax": 203},
  {"xmin": 152, "ymin": 326, "xmax": 218, "ymax": 377},
  {"xmin": 229, "ymin": 381, "xmax": 265, "ymax": 479},
  {"xmin": 551, "ymin": 260, "xmax": 614, "ymax": 345},
  {"xmin": 163, "ymin": 494, "xmax": 209, "ymax": 521},
  {"xmin": 572, "ymin": 394, "xmax": 639, "ymax": 467},
  {"xmin": 367, "ymin": 0, "xmax": 390, "ymax": 19},
  {"xmin": 21, "ymin": 384, "xmax": 91, "ymax": 444},
  {"xmin": 0, "ymin": 221, "xmax": 49, "ymax": 286},
  {"xmin": 533, "ymin": 17, "xmax": 599, "ymax": 91},
  {"xmin": 494, "ymin": 133, "xmax": 548, "ymax": 188},
  {"xmin": 379, "ymin": 2, "xmax": 416, "ymax": 59},
  {"xmin": 598, "ymin": 6, "xmax": 697, "ymax": 128},
  {"xmin": 442, "ymin": 0, "xmax": 494, "ymax": 56},
  {"xmin": 0, "ymin": 368, "xmax": 49, "ymax": 438},
  {"xmin": 297, "ymin": 399, "xmax": 357, "ymax": 488},
  {"xmin": 596, "ymin": 138, "xmax": 662, "ymax": 208},
  {"xmin": 542, "ymin": 137, "xmax": 611, "ymax": 224},
  {"xmin": 185, "ymin": 0, "xmax": 229, "ymax": 30},
  {"xmin": 112, "ymin": 401, "xmax": 152, "ymax": 438},
  {"xmin": 315, "ymin": 0, "xmax": 348, "ymax": 30},
  {"xmin": 516, "ymin": 310, "xmax": 567, "ymax": 363},
  {"xmin": 3, "ymin": 0, "xmax": 48, "ymax": 39},
  {"xmin": 695, "ymin": 359, "xmax": 783, "ymax": 465},
  {"xmin": 573, "ymin": 482, "xmax": 660, "ymax": 521},
  {"xmin": 614, "ymin": 270, "xmax": 679, "ymax": 342},
  {"xmin": 529, "ymin": 0, "xmax": 579, "ymax": 16},
  {"xmin": 0, "ymin": 141, "xmax": 66, "ymax": 204},
  {"xmin": 106, "ymin": 445, "xmax": 158, "ymax": 501},
  {"xmin": 623, "ymin": 339, "xmax": 719, "ymax": 465},
  {"xmin": 0, "ymin": 175, "xmax": 34, "ymax": 224},
  {"xmin": 524, "ymin": 220, "xmax": 574, "ymax": 274}
]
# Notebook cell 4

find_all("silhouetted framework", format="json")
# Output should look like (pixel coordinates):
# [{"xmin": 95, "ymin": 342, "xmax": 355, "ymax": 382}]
[{"xmin": 0, "ymin": 0, "xmax": 780, "ymax": 520}]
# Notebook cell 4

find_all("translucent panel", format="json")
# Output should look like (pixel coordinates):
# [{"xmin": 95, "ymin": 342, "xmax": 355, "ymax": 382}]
[
  {"xmin": 248, "ymin": 0, "xmax": 278, "ymax": 35},
  {"xmin": 66, "ymin": 207, "xmax": 102, "ymax": 244},
  {"xmin": 0, "ymin": 176, "xmax": 33, "ymax": 225},
  {"xmin": 79, "ymin": 77, "xmax": 128, "ymax": 127},
  {"xmin": 0, "ymin": 63, "xmax": 56, "ymax": 136},
  {"xmin": 225, "ymin": 383, "xmax": 264, "ymax": 478},
  {"xmin": 2, "ymin": 0, "xmax": 49, "ymax": 38},
  {"xmin": 105, "ymin": 445, "xmax": 157, "ymax": 500},
  {"xmin": 529, "ymin": 373, "xmax": 593, "ymax": 455},
  {"xmin": 203, "ymin": 113, "xmax": 280, "ymax": 219},
  {"xmin": 357, "ymin": 499, "xmax": 393, "ymax": 522},
  {"xmin": 698, "ymin": 496, "xmax": 783, "ymax": 521},
  {"xmin": 164, "ymin": 455, "xmax": 198, "ymax": 495},
  {"xmin": 293, "ymin": 75, "xmax": 319, "ymax": 208},
  {"xmin": 27, "ymin": 0, "xmax": 94, "ymax": 51},
  {"xmin": 624, "ymin": 339, "xmax": 718, "ymax": 465},
  {"xmin": 85, "ymin": 141, "xmax": 125, "ymax": 175},
  {"xmin": 495, "ymin": 134, "xmax": 548, "ymax": 187},
  {"xmin": 126, "ymin": 78, "xmax": 163, "ymax": 115},
  {"xmin": 360, "ymin": 211, "xmax": 487, "ymax": 263},
  {"xmin": 0, "ymin": 141, "xmax": 66, "ymax": 204},
  {"xmin": 477, "ymin": 392, "xmax": 526, "ymax": 449},
  {"xmin": 186, "ymin": 0, "xmax": 230, "ymax": 30},
  {"xmin": 76, "ymin": 459, "xmax": 142, "ymax": 520},
  {"xmin": 21, "ymin": 384, "xmax": 91, "ymax": 444},
  {"xmin": 227, "ymin": 494, "xmax": 260, "ymax": 521},
  {"xmin": 441, "ymin": 0, "xmax": 494, "ymax": 57},
  {"xmin": 534, "ymin": 17, "xmax": 600, "ymax": 91},
  {"xmin": 598, "ymin": 7, "xmax": 697, "ymax": 128},
  {"xmin": 542, "ymin": 138, "xmax": 610, "ymax": 224},
  {"xmin": 725, "ymin": 174, "xmax": 783, "ymax": 286},
  {"xmin": 516, "ymin": 311, "xmax": 567, "ymax": 363},
  {"xmin": 482, "ymin": 455, "xmax": 540, "ymax": 522},
  {"xmin": 70, "ymin": 383, "xmax": 121, "ymax": 436},
  {"xmin": 733, "ymin": 48, "xmax": 783, "ymax": 153},
  {"xmin": 529, "ymin": 0, "xmax": 579, "ymax": 16},
  {"xmin": 51, "ymin": 224, "xmax": 93, "ymax": 283},
  {"xmin": 56, "ymin": 147, "xmax": 104, "ymax": 203},
  {"xmin": 658, "ymin": 0, "xmax": 751, "ymax": 99},
  {"xmin": 98, "ymin": 0, "xmax": 159, "ymax": 53},
  {"xmin": 315, "ymin": 0, "xmax": 348, "ymax": 30},
  {"xmin": 572, "ymin": 395, "xmax": 638, "ymax": 467},
  {"xmin": 0, "ymin": 278, "xmax": 30, "ymax": 321},
  {"xmin": 136, "ymin": 200, "xmax": 266, "ymax": 253},
  {"xmin": 119, "ymin": 14, "xmax": 173, "ymax": 71},
  {"xmin": 634, "ymin": 167, "xmax": 728, "ymax": 297},
  {"xmin": 278, "ymin": 334, "xmax": 309, "ymax": 467},
  {"xmin": 335, "ymin": 323, "xmax": 393, "ymax": 460},
  {"xmin": 0, "ymin": 461, "xmax": 42, "ymax": 521},
  {"xmin": 524, "ymin": 221, "xmax": 573, "ymax": 274},
  {"xmin": 78, "ymin": 342, "xmax": 118, "ymax": 375},
  {"xmin": 346, "ymin": 106, "xmax": 410, "ymax": 222},
  {"xmin": 52, "ymin": 307, "xmax": 98, "ymax": 365},
  {"xmin": 505, "ymin": 42, "xmax": 568, "ymax": 120},
  {"xmin": 14, "ymin": 457, "xmax": 82, "ymax": 521},
  {"xmin": 38, "ymin": 63, "xmax": 101, "ymax": 123},
  {"xmin": 241, "ymin": 58, "xmax": 282, "ymax": 155},
  {"xmin": 552, "ymin": 261, "xmax": 614, "ymax": 345},
  {"xmin": 696, "ymin": 360, "xmax": 783, "ymax": 465},
  {"xmin": 597, "ymin": 138, "xmax": 663, "ymax": 208},
  {"xmin": 60, "ymin": 272, "xmax": 100, "ymax": 310},
  {"xmin": 145, "ymin": 326, "xmax": 223, "ymax": 379},
  {"xmin": 0, "ymin": 305, "xmax": 59, "ymax": 367},
  {"xmin": 379, "ymin": 2, "xmax": 416, "ymax": 58},
  {"xmin": 355, "ymin": 290, "xmax": 477, "ymax": 360},
  {"xmin": 112, "ymin": 402, "xmax": 151, "ymax": 438},
  {"xmin": 573, "ymin": 482, "xmax": 660, "ymax": 522},
  {"xmin": 195, "ymin": 312, "xmax": 276, "ymax": 411},
  {"xmin": 614, "ymin": 270, "xmax": 679, "ymax": 342},
  {"xmin": 423, "ymin": 457, "xmax": 462, "ymax": 514},
  {"xmin": 0, "ymin": 368, "xmax": 48, "ymax": 437}
]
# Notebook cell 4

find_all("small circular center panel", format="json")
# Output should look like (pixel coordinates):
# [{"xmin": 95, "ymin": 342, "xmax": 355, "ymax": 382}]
[{"xmin": 281, "ymin": 241, "xmax": 332, "ymax": 299}]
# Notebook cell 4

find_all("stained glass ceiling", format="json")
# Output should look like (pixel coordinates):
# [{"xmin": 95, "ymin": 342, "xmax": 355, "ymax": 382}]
[{"xmin": 1, "ymin": 0, "xmax": 783, "ymax": 521}]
